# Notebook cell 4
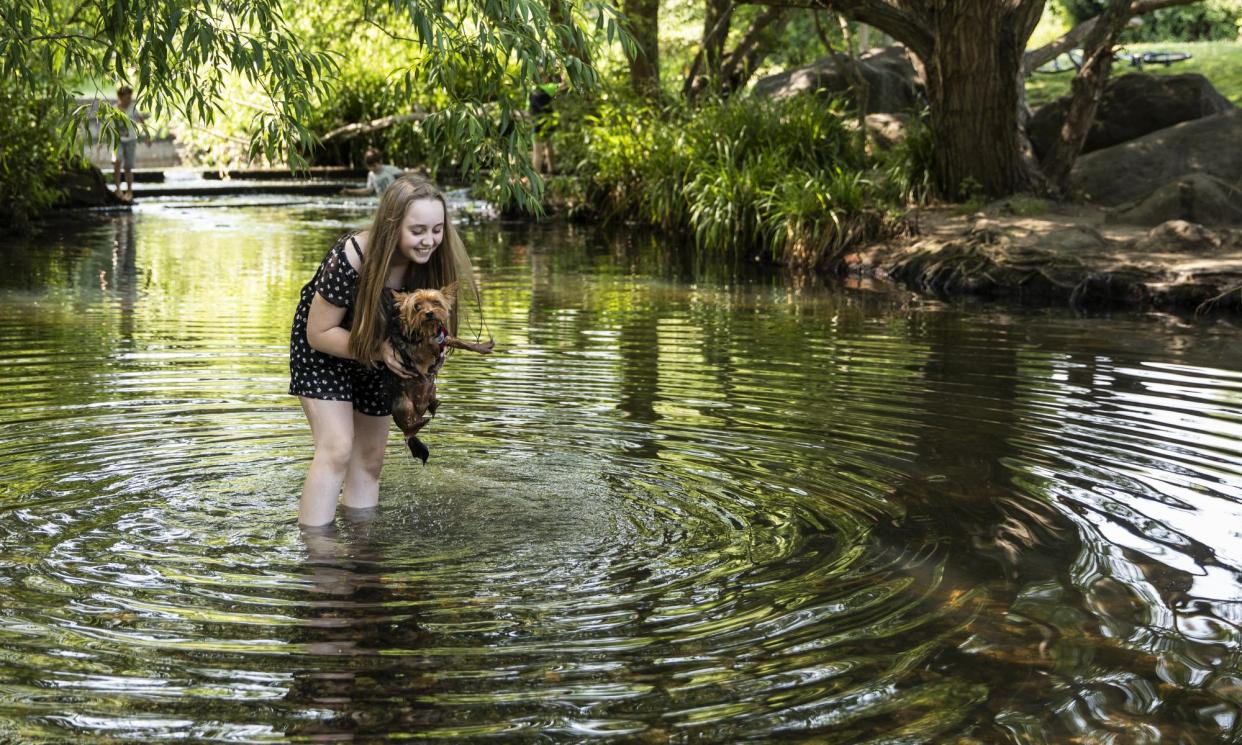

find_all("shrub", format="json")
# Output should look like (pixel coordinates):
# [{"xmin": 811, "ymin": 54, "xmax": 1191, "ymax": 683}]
[
  {"xmin": 0, "ymin": 83, "xmax": 73, "ymax": 231},
  {"xmin": 546, "ymin": 90, "xmax": 910, "ymax": 268}
]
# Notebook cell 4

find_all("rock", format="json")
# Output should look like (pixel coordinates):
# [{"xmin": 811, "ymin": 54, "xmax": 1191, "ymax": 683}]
[
  {"xmin": 1107, "ymin": 174, "xmax": 1242, "ymax": 227},
  {"xmin": 751, "ymin": 45, "xmax": 922, "ymax": 114},
  {"xmin": 865, "ymin": 113, "xmax": 910, "ymax": 149},
  {"xmin": 1071, "ymin": 109, "xmax": 1242, "ymax": 207},
  {"xmin": 51, "ymin": 163, "xmax": 126, "ymax": 208},
  {"xmin": 1029, "ymin": 73, "xmax": 1234, "ymax": 160},
  {"xmin": 1129, "ymin": 219, "xmax": 1224, "ymax": 253}
]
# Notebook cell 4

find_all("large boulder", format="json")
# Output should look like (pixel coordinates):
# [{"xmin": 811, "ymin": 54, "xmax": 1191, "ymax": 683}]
[
  {"xmin": 1028, "ymin": 73, "xmax": 1234, "ymax": 160},
  {"xmin": 1125, "ymin": 219, "xmax": 1230, "ymax": 253},
  {"xmin": 1107, "ymin": 174, "xmax": 1242, "ymax": 226},
  {"xmin": 751, "ymin": 46, "xmax": 922, "ymax": 114},
  {"xmin": 864, "ymin": 113, "xmax": 910, "ymax": 150},
  {"xmin": 1071, "ymin": 109, "xmax": 1242, "ymax": 207}
]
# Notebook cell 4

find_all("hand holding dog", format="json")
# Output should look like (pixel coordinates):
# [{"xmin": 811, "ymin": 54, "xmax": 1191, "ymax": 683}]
[{"xmin": 380, "ymin": 340, "xmax": 414, "ymax": 379}]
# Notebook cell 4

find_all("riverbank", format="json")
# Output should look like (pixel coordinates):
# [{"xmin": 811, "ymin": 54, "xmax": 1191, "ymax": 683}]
[{"xmin": 844, "ymin": 201, "xmax": 1242, "ymax": 317}]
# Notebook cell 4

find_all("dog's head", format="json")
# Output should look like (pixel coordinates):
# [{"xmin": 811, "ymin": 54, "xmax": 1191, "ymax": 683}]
[{"xmin": 392, "ymin": 282, "xmax": 457, "ymax": 336}]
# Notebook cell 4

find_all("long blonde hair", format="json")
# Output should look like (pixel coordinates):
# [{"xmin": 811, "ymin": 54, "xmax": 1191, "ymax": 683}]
[{"xmin": 348, "ymin": 176, "xmax": 480, "ymax": 365}]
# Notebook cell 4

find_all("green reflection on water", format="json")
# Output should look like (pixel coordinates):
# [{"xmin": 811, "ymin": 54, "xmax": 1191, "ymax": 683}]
[{"xmin": 0, "ymin": 202, "xmax": 1240, "ymax": 742}]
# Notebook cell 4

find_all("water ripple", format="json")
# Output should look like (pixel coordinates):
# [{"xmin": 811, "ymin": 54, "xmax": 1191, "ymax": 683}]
[{"xmin": 0, "ymin": 206, "xmax": 1240, "ymax": 741}]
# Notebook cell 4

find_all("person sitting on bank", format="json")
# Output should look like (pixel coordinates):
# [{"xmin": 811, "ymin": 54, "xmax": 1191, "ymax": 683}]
[
  {"xmin": 340, "ymin": 149, "xmax": 405, "ymax": 197},
  {"xmin": 112, "ymin": 85, "xmax": 147, "ymax": 201}
]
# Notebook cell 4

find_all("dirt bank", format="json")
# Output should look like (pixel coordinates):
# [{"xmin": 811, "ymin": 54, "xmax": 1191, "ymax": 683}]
[{"xmin": 844, "ymin": 201, "xmax": 1242, "ymax": 317}]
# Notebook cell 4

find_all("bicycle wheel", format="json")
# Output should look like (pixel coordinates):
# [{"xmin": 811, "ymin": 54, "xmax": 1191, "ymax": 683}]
[
  {"xmin": 1034, "ymin": 51, "xmax": 1080, "ymax": 74},
  {"xmin": 1140, "ymin": 51, "xmax": 1192, "ymax": 66}
]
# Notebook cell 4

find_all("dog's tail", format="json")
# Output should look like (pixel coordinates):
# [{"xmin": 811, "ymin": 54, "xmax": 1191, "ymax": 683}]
[{"xmin": 406, "ymin": 436, "xmax": 430, "ymax": 465}]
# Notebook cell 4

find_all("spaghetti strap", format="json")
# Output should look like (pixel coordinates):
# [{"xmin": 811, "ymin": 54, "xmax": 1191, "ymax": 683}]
[{"xmin": 348, "ymin": 235, "xmax": 364, "ymax": 262}]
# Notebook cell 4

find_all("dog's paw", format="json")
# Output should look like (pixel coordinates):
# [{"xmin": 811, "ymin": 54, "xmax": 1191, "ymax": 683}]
[{"xmin": 407, "ymin": 436, "xmax": 430, "ymax": 464}]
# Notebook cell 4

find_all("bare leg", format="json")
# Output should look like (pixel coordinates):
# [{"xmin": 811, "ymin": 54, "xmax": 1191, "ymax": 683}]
[
  {"xmin": 113, "ymin": 158, "xmax": 122, "ymax": 195},
  {"xmin": 545, "ymin": 142, "xmax": 556, "ymax": 175},
  {"xmin": 341, "ymin": 410, "xmax": 389, "ymax": 509},
  {"xmin": 298, "ymin": 398, "xmax": 355, "ymax": 527},
  {"xmin": 125, "ymin": 167, "xmax": 134, "ymax": 200}
]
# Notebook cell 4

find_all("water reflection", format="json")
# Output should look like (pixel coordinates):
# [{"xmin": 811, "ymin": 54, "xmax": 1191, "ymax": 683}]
[{"xmin": 0, "ymin": 199, "xmax": 1240, "ymax": 742}]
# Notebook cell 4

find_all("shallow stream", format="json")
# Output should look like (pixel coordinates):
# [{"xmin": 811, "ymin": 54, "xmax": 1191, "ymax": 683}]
[{"xmin": 1, "ymin": 196, "xmax": 1240, "ymax": 742}]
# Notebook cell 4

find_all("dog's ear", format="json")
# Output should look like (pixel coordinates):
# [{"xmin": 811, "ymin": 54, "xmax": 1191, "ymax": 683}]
[
  {"xmin": 440, "ymin": 281, "xmax": 458, "ymax": 308},
  {"xmin": 389, "ymin": 290, "xmax": 408, "ymax": 306}
]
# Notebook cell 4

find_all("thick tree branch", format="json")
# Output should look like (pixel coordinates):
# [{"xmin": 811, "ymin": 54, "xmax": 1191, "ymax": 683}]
[
  {"xmin": 683, "ymin": 0, "xmax": 735, "ymax": 99},
  {"xmin": 719, "ymin": 6, "xmax": 788, "ymax": 89},
  {"xmin": 1040, "ymin": 0, "xmax": 1133, "ymax": 191},
  {"xmin": 812, "ymin": 9, "xmax": 869, "ymax": 144},
  {"xmin": 739, "ymin": 0, "xmax": 932, "ymax": 61},
  {"xmin": 322, "ymin": 111, "xmax": 426, "ymax": 142}
]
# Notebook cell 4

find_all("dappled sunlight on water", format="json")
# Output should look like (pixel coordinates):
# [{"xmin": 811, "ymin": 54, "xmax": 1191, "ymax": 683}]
[{"xmin": 1, "ymin": 198, "xmax": 1241, "ymax": 742}]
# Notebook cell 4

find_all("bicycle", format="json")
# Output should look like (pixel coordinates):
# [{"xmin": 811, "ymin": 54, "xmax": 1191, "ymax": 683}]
[
  {"xmin": 1033, "ymin": 47, "xmax": 1191, "ymax": 74},
  {"xmin": 1123, "ymin": 50, "xmax": 1192, "ymax": 69}
]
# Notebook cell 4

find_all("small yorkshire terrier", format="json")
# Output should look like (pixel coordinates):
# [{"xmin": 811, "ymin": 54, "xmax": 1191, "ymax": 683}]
[{"xmin": 384, "ymin": 282, "xmax": 494, "ymax": 463}]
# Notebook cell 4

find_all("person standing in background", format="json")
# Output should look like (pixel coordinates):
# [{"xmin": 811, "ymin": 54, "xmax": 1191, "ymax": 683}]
[{"xmin": 112, "ymin": 86, "xmax": 146, "ymax": 201}]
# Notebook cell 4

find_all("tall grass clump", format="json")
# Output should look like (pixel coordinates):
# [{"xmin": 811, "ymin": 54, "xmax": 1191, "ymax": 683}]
[{"xmin": 551, "ymin": 91, "xmax": 911, "ymax": 269}]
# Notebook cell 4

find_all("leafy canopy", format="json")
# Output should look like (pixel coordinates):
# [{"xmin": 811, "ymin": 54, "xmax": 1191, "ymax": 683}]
[{"xmin": 0, "ymin": 0, "xmax": 631, "ymax": 209}]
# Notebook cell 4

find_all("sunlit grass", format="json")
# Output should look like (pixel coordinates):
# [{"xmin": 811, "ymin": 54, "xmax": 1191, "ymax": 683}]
[{"xmin": 1026, "ymin": 41, "xmax": 1242, "ymax": 107}]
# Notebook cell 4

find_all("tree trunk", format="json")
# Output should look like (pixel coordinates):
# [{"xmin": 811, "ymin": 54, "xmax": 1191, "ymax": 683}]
[
  {"xmin": 920, "ymin": 5, "xmax": 1042, "ymax": 197},
  {"xmin": 719, "ymin": 7, "xmax": 789, "ymax": 94},
  {"xmin": 1039, "ymin": 0, "xmax": 1136, "ymax": 192},
  {"xmin": 813, "ymin": 11, "xmax": 868, "ymax": 149},
  {"xmin": 684, "ymin": 0, "xmax": 734, "ymax": 100},
  {"xmin": 624, "ymin": 0, "xmax": 660, "ymax": 95}
]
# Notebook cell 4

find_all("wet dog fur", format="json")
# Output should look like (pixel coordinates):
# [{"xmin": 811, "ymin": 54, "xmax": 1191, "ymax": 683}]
[{"xmin": 384, "ymin": 282, "xmax": 493, "ymax": 463}]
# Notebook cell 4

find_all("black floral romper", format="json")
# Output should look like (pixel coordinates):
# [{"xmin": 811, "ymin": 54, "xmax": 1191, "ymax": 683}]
[{"xmin": 288, "ymin": 234, "xmax": 391, "ymax": 416}]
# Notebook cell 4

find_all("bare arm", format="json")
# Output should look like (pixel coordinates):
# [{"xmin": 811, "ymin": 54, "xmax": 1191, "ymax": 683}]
[
  {"xmin": 306, "ymin": 294, "xmax": 353, "ymax": 359},
  {"xmin": 339, "ymin": 186, "xmax": 377, "ymax": 196}
]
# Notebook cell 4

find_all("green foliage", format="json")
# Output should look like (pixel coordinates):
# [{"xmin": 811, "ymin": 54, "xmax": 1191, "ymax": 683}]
[
  {"xmin": 548, "ymin": 90, "xmax": 909, "ymax": 267},
  {"xmin": 877, "ymin": 110, "xmax": 935, "ymax": 205},
  {"xmin": 1, "ymin": 0, "xmax": 629, "ymax": 214},
  {"xmin": 1057, "ymin": 0, "xmax": 1242, "ymax": 41},
  {"xmin": 1029, "ymin": 2, "xmax": 1074, "ymax": 48},
  {"xmin": 0, "ymin": 82, "xmax": 73, "ymax": 231},
  {"xmin": 0, "ymin": 0, "xmax": 335, "ymax": 166},
  {"xmin": 301, "ymin": 65, "xmax": 439, "ymax": 170},
  {"xmin": 1122, "ymin": 0, "xmax": 1242, "ymax": 42},
  {"xmin": 765, "ymin": 12, "xmax": 839, "ymax": 71}
]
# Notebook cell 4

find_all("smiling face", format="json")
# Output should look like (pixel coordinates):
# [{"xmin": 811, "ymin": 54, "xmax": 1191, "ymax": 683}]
[{"xmin": 398, "ymin": 198, "xmax": 446, "ymax": 265}]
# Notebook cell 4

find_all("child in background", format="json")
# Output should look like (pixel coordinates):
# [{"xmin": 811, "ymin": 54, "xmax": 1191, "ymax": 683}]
[
  {"xmin": 112, "ymin": 86, "xmax": 147, "ymax": 201},
  {"xmin": 340, "ymin": 148, "xmax": 406, "ymax": 197},
  {"xmin": 289, "ymin": 176, "xmax": 484, "ymax": 526}
]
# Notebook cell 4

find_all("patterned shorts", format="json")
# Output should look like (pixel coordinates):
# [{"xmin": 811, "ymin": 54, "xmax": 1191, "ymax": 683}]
[{"xmin": 288, "ymin": 355, "xmax": 392, "ymax": 417}]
